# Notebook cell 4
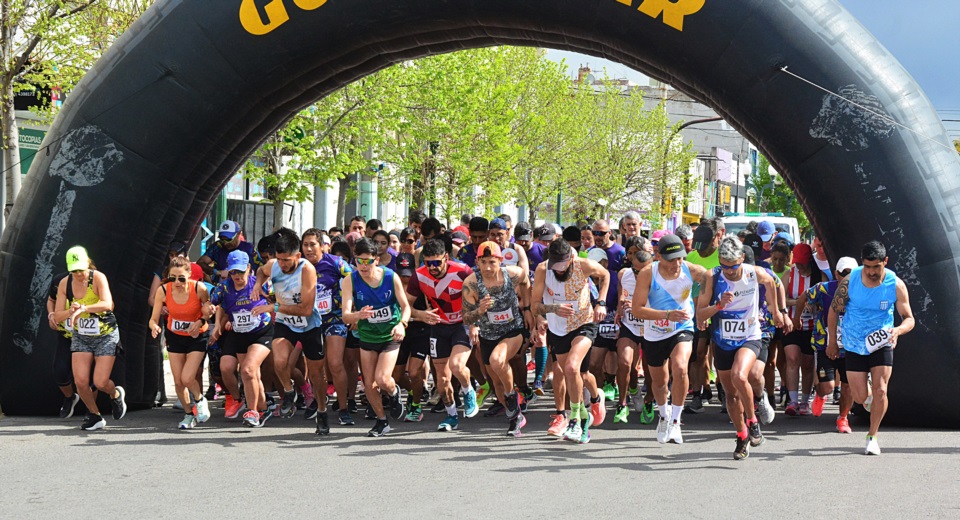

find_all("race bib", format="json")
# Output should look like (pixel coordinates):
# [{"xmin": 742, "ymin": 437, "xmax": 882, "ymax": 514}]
[
  {"xmin": 836, "ymin": 316, "xmax": 844, "ymax": 348},
  {"xmin": 487, "ymin": 308, "xmax": 514, "ymax": 324},
  {"xmin": 316, "ymin": 289, "xmax": 333, "ymax": 315},
  {"xmin": 625, "ymin": 311, "xmax": 643, "ymax": 327},
  {"xmin": 63, "ymin": 319, "xmax": 73, "ymax": 332},
  {"xmin": 865, "ymin": 327, "xmax": 893, "ymax": 353},
  {"xmin": 719, "ymin": 319, "xmax": 749, "ymax": 341},
  {"xmin": 645, "ymin": 318, "xmax": 676, "ymax": 336},
  {"xmin": 233, "ymin": 310, "xmax": 258, "ymax": 333},
  {"xmin": 277, "ymin": 312, "xmax": 307, "ymax": 328},
  {"xmin": 599, "ymin": 324, "xmax": 619, "ymax": 339},
  {"xmin": 170, "ymin": 319, "xmax": 194, "ymax": 334},
  {"xmin": 368, "ymin": 306, "xmax": 394, "ymax": 324},
  {"xmin": 429, "ymin": 337, "xmax": 438, "ymax": 358},
  {"xmin": 76, "ymin": 316, "xmax": 100, "ymax": 336}
]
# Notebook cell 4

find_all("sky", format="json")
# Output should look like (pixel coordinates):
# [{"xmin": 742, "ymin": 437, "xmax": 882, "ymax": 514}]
[{"xmin": 545, "ymin": 1, "xmax": 960, "ymax": 138}]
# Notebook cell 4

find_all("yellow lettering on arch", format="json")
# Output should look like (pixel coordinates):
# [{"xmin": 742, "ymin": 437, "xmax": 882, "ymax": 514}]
[
  {"xmin": 637, "ymin": 0, "xmax": 706, "ymax": 32},
  {"xmin": 293, "ymin": 0, "xmax": 327, "ymax": 9},
  {"xmin": 240, "ymin": 0, "xmax": 290, "ymax": 36}
]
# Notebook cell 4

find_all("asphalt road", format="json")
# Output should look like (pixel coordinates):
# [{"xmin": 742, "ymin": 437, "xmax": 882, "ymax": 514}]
[{"xmin": 2, "ymin": 381, "xmax": 959, "ymax": 519}]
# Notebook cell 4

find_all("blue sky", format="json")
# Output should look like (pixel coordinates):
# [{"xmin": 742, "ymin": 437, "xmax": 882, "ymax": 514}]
[{"xmin": 546, "ymin": 1, "xmax": 960, "ymax": 138}]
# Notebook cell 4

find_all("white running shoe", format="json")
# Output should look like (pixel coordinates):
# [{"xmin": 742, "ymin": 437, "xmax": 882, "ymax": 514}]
[
  {"xmin": 865, "ymin": 436, "xmax": 881, "ymax": 455},
  {"xmin": 758, "ymin": 391, "xmax": 775, "ymax": 425},
  {"xmin": 178, "ymin": 414, "xmax": 198, "ymax": 430},
  {"xmin": 656, "ymin": 416, "xmax": 669, "ymax": 444},
  {"xmin": 195, "ymin": 397, "xmax": 211, "ymax": 423},
  {"xmin": 667, "ymin": 421, "xmax": 683, "ymax": 444}
]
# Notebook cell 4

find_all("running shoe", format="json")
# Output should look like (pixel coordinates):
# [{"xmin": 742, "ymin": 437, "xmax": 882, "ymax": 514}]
[
  {"xmin": 522, "ymin": 386, "xmax": 536, "ymax": 406},
  {"xmin": 326, "ymin": 382, "xmax": 336, "ymax": 398},
  {"xmin": 60, "ymin": 394, "xmax": 79, "ymax": 419},
  {"xmin": 404, "ymin": 404, "xmax": 423, "ymax": 422},
  {"xmin": 111, "ymin": 386, "xmax": 127, "ymax": 420},
  {"xmin": 640, "ymin": 402, "xmax": 656, "ymax": 425},
  {"xmin": 864, "ymin": 395, "xmax": 873, "ymax": 413},
  {"xmin": 224, "ymin": 395, "xmax": 245, "ymax": 419},
  {"xmin": 747, "ymin": 421, "xmax": 765, "ymax": 447},
  {"xmin": 684, "ymin": 395, "xmax": 705, "ymax": 414},
  {"xmin": 368, "ymin": 419, "xmax": 391, "ymax": 437},
  {"xmin": 258, "ymin": 409, "xmax": 272, "ymax": 427},
  {"xmin": 702, "ymin": 386, "xmax": 714, "ymax": 404},
  {"xmin": 547, "ymin": 414, "xmax": 567, "ymax": 436},
  {"xmin": 784, "ymin": 403, "xmax": 798, "ymax": 416},
  {"xmin": 431, "ymin": 401, "xmax": 446, "ymax": 414},
  {"xmin": 338, "ymin": 410, "xmax": 355, "ymax": 426},
  {"xmin": 484, "ymin": 401, "xmax": 505, "ymax": 417},
  {"xmin": 315, "ymin": 411, "xmax": 330, "ymax": 435},
  {"xmin": 578, "ymin": 413, "xmax": 594, "ymax": 444},
  {"xmin": 280, "ymin": 390, "xmax": 297, "ymax": 417},
  {"xmin": 388, "ymin": 389, "xmax": 405, "ymax": 420},
  {"xmin": 80, "ymin": 413, "xmax": 106, "ymax": 431},
  {"xmin": 504, "ymin": 392, "xmax": 521, "ymax": 420},
  {"xmin": 295, "ymin": 391, "xmax": 306, "ymax": 410},
  {"xmin": 836, "ymin": 416, "xmax": 852, "ymax": 434},
  {"xmin": 242, "ymin": 410, "xmax": 259, "ymax": 427},
  {"xmin": 421, "ymin": 385, "xmax": 430, "ymax": 405},
  {"xmin": 348, "ymin": 399, "xmax": 359, "ymax": 414},
  {"xmin": 628, "ymin": 385, "xmax": 638, "ymax": 397},
  {"xmin": 832, "ymin": 387, "xmax": 841, "ymax": 405},
  {"xmin": 778, "ymin": 385, "xmax": 787, "ymax": 407},
  {"xmin": 533, "ymin": 380, "xmax": 545, "ymax": 396},
  {"xmin": 734, "ymin": 436, "xmax": 750, "ymax": 460},
  {"xmin": 562, "ymin": 420, "xmax": 582, "ymax": 442},
  {"xmin": 864, "ymin": 435, "xmax": 881, "ymax": 455},
  {"xmin": 613, "ymin": 385, "xmax": 620, "ymax": 402},
  {"xmin": 195, "ymin": 397, "xmax": 211, "ymax": 423},
  {"xmin": 179, "ymin": 414, "xmax": 198, "ymax": 430},
  {"xmin": 438, "ymin": 414, "xmax": 459, "ymax": 432},
  {"xmin": 757, "ymin": 391, "xmax": 775, "ymax": 425},
  {"xmin": 798, "ymin": 401, "xmax": 812, "ymax": 416},
  {"xmin": 812, "ymin": 394, "xmax": 826, "ymax": 417},
  {"xmin": 304, "ymin": 399, "xmax": 319, "ymax": 421},
  {"xmin": 302, "ymin": 383, "xmax": 315, "ymax": 408},
  {"xmin": 365, "ymin": 406, "xmax": 377, "ymax": 421},
  {"xmin": 507, "ymin": 414, "xmax": 526, "ymax": 438},
  {"xmin": 590, "ymin": 394, "xmax": 606, "ymax": 426},
  {"xmin": 475, "ymin": 381, "xmax": 491, "ymax": 407},
  {"xmin": 613, "ymin": 404, "xmax": 629, "ymax": 424},
  {"xmin": 667, "ymin": 421, "xmax": 683, "ymax": 444},
  {"xmin": 526, "ymin": 360, "xmax": 535, "ymax": 371},
  {"xmin": 656, "ymin": 417, "xmax": 669, "ymax": 444},
  {"xmin": 603, "ymin": 382, "xmax": 616, "ymax": 402},
  {"xmin": 205, "ymin": 384, "xmax": 217, "ymax": 402},
  {"xmin": 462, "ymin": 387, "xmax": 479, "ymax": 418}
]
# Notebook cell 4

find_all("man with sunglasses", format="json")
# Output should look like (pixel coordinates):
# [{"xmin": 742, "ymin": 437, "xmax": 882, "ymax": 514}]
[
  {"xmin": 198, "ymin": 220, "xmax": 263, "ymax": 281},
  {"xmin": 697, "ymin": 237, "xmax": 783, "ymax": 460},
  {"xmin": 406, "ymin": 239, "xmax": 479, "ymax": 431},
  {"xmin": 799, "ymin": 256, "xmax": 857, "ymax": 431},
  {"xmin": 533, "ymin": 239, "xmax": 610, "ymax": 444},
  {"xmin": 827, "ymin": 241, "xmax": 914, "ymax": 455}
]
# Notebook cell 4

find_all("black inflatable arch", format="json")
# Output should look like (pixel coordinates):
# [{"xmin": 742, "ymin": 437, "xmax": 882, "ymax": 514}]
[{"xmin": 2, "ymin": 0, "xmax": 958, "ymax": 426}]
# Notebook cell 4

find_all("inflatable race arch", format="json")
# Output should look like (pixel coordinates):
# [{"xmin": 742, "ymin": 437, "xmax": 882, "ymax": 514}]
[{"xmin": 2, "ymin": 0, "xmax": 959, "ymax": 426}]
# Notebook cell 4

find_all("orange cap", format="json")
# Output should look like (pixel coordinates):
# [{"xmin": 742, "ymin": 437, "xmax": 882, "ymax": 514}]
[{"xmin": 477, "ymin": 241, "xmax": 503, "ymax": 259}]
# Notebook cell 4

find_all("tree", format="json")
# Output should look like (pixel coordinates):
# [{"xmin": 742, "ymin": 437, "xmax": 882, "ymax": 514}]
[
  {"xmin": 1, "ymin": 0, "xmax": 152, "ymax": 214},
  {"xmin": 747, "ymin": 153, "xmax": 811, "ymax": 233}
]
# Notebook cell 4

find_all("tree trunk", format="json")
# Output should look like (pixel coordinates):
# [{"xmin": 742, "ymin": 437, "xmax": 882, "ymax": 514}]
[
  {"xmin": 273, "ymin": 196, "xmax": 285, "ymax": 230},
  {"xmin": 336, "ymin": 175, "xmax": 350, "ymax": 229},
  {"xmin": 2, "ymin": 77, "xmax": 19, "ymax": 218}
]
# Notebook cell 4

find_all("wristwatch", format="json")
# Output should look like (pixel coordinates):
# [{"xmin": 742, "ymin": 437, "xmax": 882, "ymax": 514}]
[
  {"xmin": 274, "ymin": 303, "xmax": 280, "ymax": 313},
  {"xmin": 779, "ymin": 308, "xmax": 788, "ymax": 314},
  {"xmin": 595, "ymin": 301, "xmax": 606, "ymax": 307}
]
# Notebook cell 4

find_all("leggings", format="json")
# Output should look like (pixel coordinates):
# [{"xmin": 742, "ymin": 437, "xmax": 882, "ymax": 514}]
[{"xmin": 54, "ymin": 335, "xmax": 73, "ymax": 387}]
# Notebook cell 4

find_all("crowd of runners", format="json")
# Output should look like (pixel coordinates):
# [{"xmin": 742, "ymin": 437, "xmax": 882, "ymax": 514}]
[{"xmin": 48, "ymin": 210, "xmax": 915, "ymax": 459}]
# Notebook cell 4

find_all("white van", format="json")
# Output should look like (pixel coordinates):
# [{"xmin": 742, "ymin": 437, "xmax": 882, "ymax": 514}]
[{"xmin": 722, "ymin": 213, "xmax": 800, "ymax": 243}]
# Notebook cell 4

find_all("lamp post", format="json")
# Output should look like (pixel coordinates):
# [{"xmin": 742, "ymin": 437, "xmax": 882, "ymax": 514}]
[{"xmin": 660, "ymin": 116, "xmax": 723, "ymax": 226}]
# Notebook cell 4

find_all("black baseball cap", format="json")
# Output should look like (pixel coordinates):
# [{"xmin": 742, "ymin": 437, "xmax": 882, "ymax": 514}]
[
  {"xmin": 657, "ymin": 234, "xmax": 687, "ymax": 261},
  {"xmin": 514, "ymin": 222, "xmax": 533, "ymax": 241},
  {"xmin": 692, "ymin": 226, "xmax": 715, "ymax": 250},
  {"xmin": 396, "ymin": 252, "xmax": 416, "ymax": 277},
  {"xmin": 562, "ymin": 225, "xmax": 581, "ymax": 243},
  {"xmin": 743, "ymin": 233, "xmax": 763, "ymax": 258},
  {"xmin": 538, "ymin": 224, "xmax": 556, "ymax": 241}
]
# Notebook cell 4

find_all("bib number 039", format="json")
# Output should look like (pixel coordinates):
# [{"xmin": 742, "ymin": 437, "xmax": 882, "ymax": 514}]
[{"xmin": 866, "ymin": 328, "xmax": 892, "ymax": 353}]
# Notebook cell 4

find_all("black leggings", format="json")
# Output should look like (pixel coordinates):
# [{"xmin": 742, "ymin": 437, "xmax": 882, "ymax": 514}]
[{"xmin": 54, "ymin": 335, "xmax": 73, "ymax": 387}]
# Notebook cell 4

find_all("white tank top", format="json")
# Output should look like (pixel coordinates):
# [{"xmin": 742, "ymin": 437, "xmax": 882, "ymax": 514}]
[
  {"xmin": 618, "ymin": 269, "xmax": 644, "ymax": 337},
  {"xmin": 543, "ymin": 260, "xmax": 593, "ymax": 335},
  {"xmin": 712, "ymin": 264, "xmax": 762, "ymax": 349},
  {"xmin": 643, "ymin": 262, "xmax": 695, "ymax": 342}
]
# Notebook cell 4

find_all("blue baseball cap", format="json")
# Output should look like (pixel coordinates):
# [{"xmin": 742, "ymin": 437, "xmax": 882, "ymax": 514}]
[
  {"xmin": 758, "ymin": 221, "xmax": 776, "ymax": 242},
  {"xmin": 774, "ymin": 232, "xmax": 795, "ymax": 248},
  {"xmin": 218, "ymin": 220, "xmax": 241, "ymax": 240},
  {"xmin": 226, "ymin": 250, "xmax": 249, "ymax": 272},
  {"xmin": 489, "ymin": 218, "xmax": 508, "ymax": 231}
]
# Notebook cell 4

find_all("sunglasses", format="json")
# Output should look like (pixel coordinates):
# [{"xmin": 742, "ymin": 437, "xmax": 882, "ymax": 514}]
[
  {"xmin": 355, "ymin": 257, "xmax": 377, "ymax": 266},
  {"xmin": 228, "ymin": 270, "xmax": 245, "ymax": 276},
  {"xmin": 720, "ymin": 263, "xmax": 741, "ymax": 271},
  {"xmin": 168, "ymin": 275, "xmax": 188, "ymax": 283},
  {"xmin": 404, "ymin": 239, "xmax": 416, "ymax": 244},
  {"xmin": 838, "ymin": 269, "xmax": 852, "ymax": 277},
  {"xmin": 425, "ymin": 259, "xmax": 444, "ymax": 268},
  {"xmin": 591, "ymin": 230, "xmax": 609, "ymax": 236}
]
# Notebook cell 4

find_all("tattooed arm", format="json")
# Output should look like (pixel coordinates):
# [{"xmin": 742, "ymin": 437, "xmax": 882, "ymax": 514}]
[
  {"xmin": 461, "ymin": 275, "xmax": 486, "ymax": 325},
  {"xmin": 826, "ymin": 277, "xmax": 850, "ymax": 359}
]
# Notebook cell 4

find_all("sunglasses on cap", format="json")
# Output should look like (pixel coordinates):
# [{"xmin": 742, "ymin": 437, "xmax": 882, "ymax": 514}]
[
  {"xmin": 355, "ymin": 257, "xmax": 377, "ymax": 266},
  {"xmin": 425, "ymin": 259, "xmax": 445, "ymax": 268},
  {"xmin": 167, "ymin": 275, "xmax": 188, "ymax": 283}
]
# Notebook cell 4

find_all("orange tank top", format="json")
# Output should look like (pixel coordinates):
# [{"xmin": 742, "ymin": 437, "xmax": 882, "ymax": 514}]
[{"xmin": 165, "ymin": 281, "xmax": 209, "ymax": 336}]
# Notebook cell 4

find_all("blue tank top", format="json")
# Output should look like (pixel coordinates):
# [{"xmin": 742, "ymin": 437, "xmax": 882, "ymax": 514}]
[
  {"xmin": 841, "ymin": 266, "xmax": 897, "ymax": 355},
  {"xmin": 210, "ymin": 276, "xmax": 271, "ymax": 334},
  {"xmin": 271, "ymin": 259, "xmax": 322, "ymax": 332},
  {"xmin": 709, "ymin": 264, "xmax": 762, "ymax": 350},
  {"xmin": 642, "ymin": 261, "xmax": 695, "ymax": 341}
]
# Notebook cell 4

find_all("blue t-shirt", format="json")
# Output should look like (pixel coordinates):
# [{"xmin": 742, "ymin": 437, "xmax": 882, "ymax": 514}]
[
  {"xmin": 456, "ymin": 244, "xmax": 477, "ymax": 268},
  {"xmin": 204, "ymin": 241, "xmax": 263, "ymax": 274},
  {"xmin": 210, "ymin": 276, "xmax": 271, "ymax": 334}
]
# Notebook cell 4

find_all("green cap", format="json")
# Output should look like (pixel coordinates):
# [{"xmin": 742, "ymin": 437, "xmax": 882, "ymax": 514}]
[{"xmin": 66, "ymin": 246, "xmax": 90, "ymax": 272}]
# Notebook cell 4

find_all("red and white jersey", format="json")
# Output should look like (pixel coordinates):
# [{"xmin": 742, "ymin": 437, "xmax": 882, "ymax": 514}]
[
  {"xmin": 407, "ymin": 260, "xmax": 471, "ymax": 325},
  {"xmin": 786, "ymin": 265, "xmax": 814, "ymax": 331}
]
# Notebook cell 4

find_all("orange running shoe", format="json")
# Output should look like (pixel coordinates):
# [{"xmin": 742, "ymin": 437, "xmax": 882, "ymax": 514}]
[
  {"xmin": 590, "ymin": 390, "xmax": 607, "ymax": 426},
  {"xmin": 547, "ymin": 413, "xmax": 567, "ymax": 436},
  {"xmin": 812, "ymin": 394, "xmax": 826, "ymax": 417},
  {"xmin": 224, "ymin": 395, "xmax": 245, "ymax": 419},
  {"xmin": 836, "ymin": 415, "xmax": 852, "ymax": 434}
]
